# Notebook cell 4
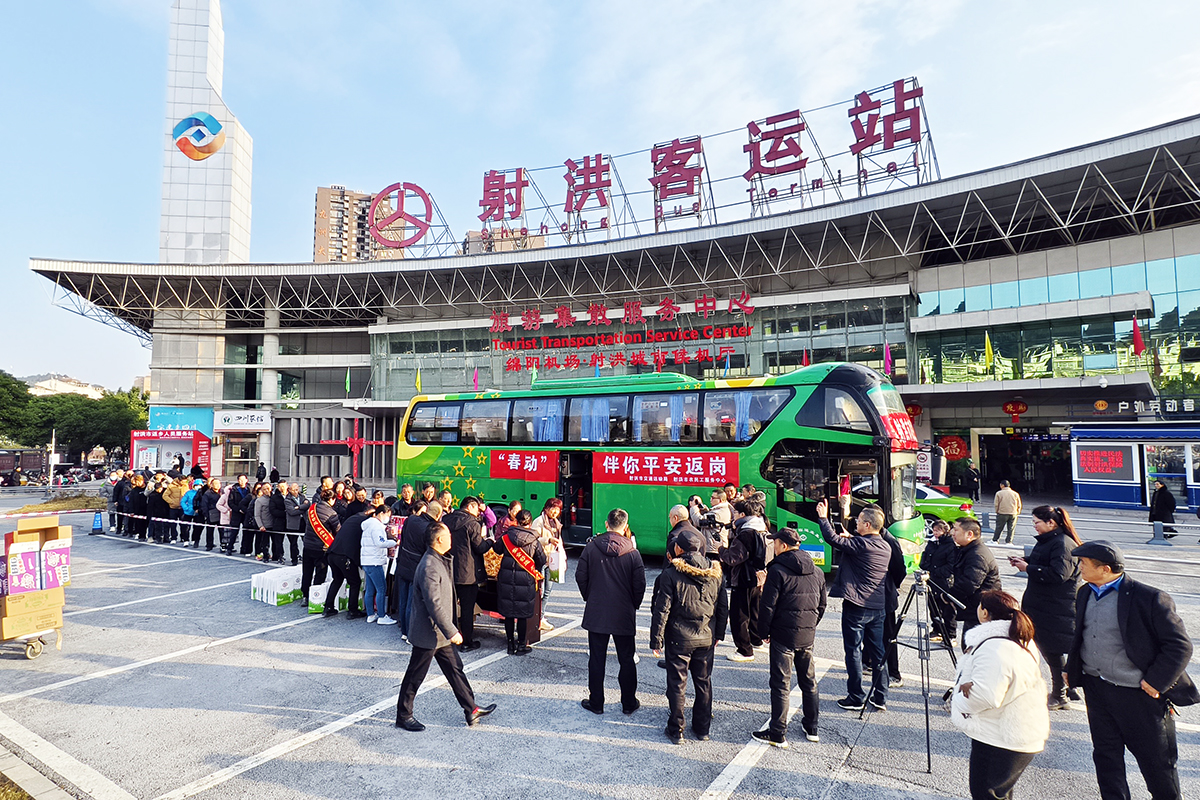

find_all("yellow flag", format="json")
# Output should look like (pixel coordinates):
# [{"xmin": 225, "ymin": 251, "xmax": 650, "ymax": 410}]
[
  {"xmin": 415, "ymin": 368, "xmax": 422, "ymax": 393},
  {"xmin": 984, "ymin": 332, "xmax": 994, "ymax": 371}
]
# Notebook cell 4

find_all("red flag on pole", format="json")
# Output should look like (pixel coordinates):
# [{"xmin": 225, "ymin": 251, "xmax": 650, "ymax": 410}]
[
  {"xmin": 1132, "ymin": 315, "xmax": 1146, "ymax": 356},
  {"xmin": 801, "ymin": 349, "xmax": 810, "ymax": 367}
]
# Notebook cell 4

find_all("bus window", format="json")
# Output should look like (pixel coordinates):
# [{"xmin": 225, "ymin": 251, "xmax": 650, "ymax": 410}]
[
  {"xmin": 568, "ymin": 395, "xmax": 629, "ymax": 443},
  {"xmin": 460, "ymin": 400, "xmax": 510, "ymax": 444},
  {"xmin": 633, "ymin": 393, "xmax": 698, "ymax": 444},
  {"xmin": 704, "ymin": 388, "xmax": 792, "ymax": 442},
  {"xmin": 407, "ymin": 403, "xmax": 460, "ymax": 444},
  {"xmin": 795, "ymin": 387, "xmax": 873, "ymax": 433},
  {"xmin": 511, "ymin": 398, "xmax": 565, "ymax": 443}
]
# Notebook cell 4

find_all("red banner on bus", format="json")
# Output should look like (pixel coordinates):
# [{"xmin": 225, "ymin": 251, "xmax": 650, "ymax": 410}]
[
  {"xmin": 489, "ymin": 450, "xmax": 559, "ymax": 482},
  {"xmin": 593, "ymin": 451, "xmax": 738, "ymax": 486}
]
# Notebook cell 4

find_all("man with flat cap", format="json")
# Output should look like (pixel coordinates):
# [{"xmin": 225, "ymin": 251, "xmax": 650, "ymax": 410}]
[
  {"xmin": 650, "ymin": 529, "xmax": 727, "ymax": 745},
  {"xmin": 1067, "ymin": 539, "xmax": 1198, "ymax": 800},
  {"xmin": 752, "ymin": 526, "xmax": 827, "ymax": 748}
]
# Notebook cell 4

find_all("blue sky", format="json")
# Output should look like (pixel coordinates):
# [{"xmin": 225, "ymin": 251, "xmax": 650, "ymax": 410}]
[{"xmin": 3, "ymin": 0, "xmax": 1199, "ymax": 389}]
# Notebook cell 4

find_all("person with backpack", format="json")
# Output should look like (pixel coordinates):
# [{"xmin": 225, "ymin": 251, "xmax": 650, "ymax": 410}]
[
  {"xmin": 719, "ymin": 499, "xmax": 769, "ymax": 662},
  {"xmin": 180, "ymin": 479, "xmax": 201, "ymax": 547},
  {"xmin": 198, "ymin": 478, "xmax": 221, "ymax": 551}
]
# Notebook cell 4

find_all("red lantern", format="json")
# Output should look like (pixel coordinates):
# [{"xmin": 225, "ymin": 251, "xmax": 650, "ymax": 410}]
[
  {"xmin": 905, "ymin": 403, "xmax": 923, "ymax": 420},
  {"xmin": 938, "ymin": 435, "xmax": 969, "ymax": 461},
  {"xmin": 1002, "ymin": 400, "xmax": 1028, "ymax": 424}
]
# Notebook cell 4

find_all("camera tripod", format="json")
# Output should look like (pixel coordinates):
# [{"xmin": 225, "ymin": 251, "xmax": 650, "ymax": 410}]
[{"xmin": 893, "ymin": 570, "xmax": 965, "ymax": 773}]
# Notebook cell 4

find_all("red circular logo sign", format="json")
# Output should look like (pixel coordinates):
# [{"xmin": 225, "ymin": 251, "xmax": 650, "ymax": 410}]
[
  {"xmin": 905, "ymin": 403, "xmax": 923, "ymax": 418},
  {"xmin": 369, "ymin": 182, "xmax": 433, "ymax": 248},
  {"xmin": 1002, "ymin": 401, "xmax": 1028, "ymax": 415},
  {"xmin": 938, "ymin": 435, "xmax": 969, "ymax": 461}
]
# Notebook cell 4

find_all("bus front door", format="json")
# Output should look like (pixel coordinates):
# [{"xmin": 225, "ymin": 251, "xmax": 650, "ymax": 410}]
[{"xmin": 559, "ymin": 450, "xmax": 593, "ymax": 548}]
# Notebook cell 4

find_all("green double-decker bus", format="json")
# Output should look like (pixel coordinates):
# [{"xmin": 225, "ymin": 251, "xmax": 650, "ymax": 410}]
[{"xmin": 395, "ymin": 362, "xmax": 924, "ymax": 569}]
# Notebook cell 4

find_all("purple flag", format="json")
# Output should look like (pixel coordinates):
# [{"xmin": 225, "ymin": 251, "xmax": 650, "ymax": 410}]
[
  {"xmin": 883, "ymin": 342, "xmax": 893, "ymax": 375},
  {"xmin": 472, "ymin": 367, "xmax": 478, "ymax": 391}
]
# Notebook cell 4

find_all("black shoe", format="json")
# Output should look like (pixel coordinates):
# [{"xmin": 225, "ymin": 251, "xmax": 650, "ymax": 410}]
[
  {"xmin": 693, "ymin": 731, "xmax": 711, "ymax": 741},
  {"xmin": 514, "ymin": 643, "xmax": 532, "ymax": 655},
  {"xmin": 868, "ymin": 699, "xmax": 887, "ymax": 712},
  {"xmin": 1067, "ymin": 687, "xmax": 1082, "ymax": 701},
  {"xmin": 206, "ymin": 546, "xmax": 214, "ymax": 551},
  {"xmin": 466, "ymin": 703, "xmax": 496, "ymax": 727},
  {"xmin": 657, "ymin": 659, "xmax": 668, "ymax": 669},
  {"xmin": 322, "ymin": 608, "xmax": 339, "ymax": 618},
  {"xmin": 1048, "ymin": 692, "xmax": 1070, "ymax": 711},
  {"xmin": 622, "ymin": 699, "xmax": 641, "ymax": 715},
  {"xmin": 506, "ymin": 638, "xmax": 517, "ymax": 655},
  {"xmin": 396, "ymin": 717, "xmax": 425, "ymax": 732},
  {"xmin": 665, "ymin": 730, "xmax": 684, "ymax": 746},
  {"xmin": 290, "ymin": 560, "xmax": 298, "ymax": 566},
  {"xmin": 346, "ymin": 610, "xmax": 369, "ymax": 620},
  {"xmin": 751, "ymin": 729, "xmax": 789, "ymax": 749},
  {"xmin": 460, "ymin": 640, "xmax": 482, "ymax": 652},
  {"xmin": 581, "ymin": 699, "xmax": 603, "ymax": 715},
  {"xmin": 836, "ymin": 697, "xmax": 865, "ymax": 711}
]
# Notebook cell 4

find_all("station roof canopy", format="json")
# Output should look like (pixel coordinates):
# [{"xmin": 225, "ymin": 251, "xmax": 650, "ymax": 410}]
[{"xmin": 32, "ymin": 113, "xmax": 1200, "ymax": 341}]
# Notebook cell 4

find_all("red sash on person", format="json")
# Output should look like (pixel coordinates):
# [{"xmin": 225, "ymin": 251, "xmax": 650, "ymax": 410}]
[
  {"xmin": 307, "ymin": 504, "xmax": 335, "ymax": 549},
  {"xmin": 502, "ymin": 535, "xmax": 542, "ymax": 582}
]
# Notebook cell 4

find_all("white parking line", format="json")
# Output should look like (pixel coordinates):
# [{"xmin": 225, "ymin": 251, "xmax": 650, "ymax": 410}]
[
  {"xmin": 700, "ymin": 658, "xmax": 835, "ymax": 800},
  {"xmin": 0, "ymin": 708, "xmax": 137, "ymax": 800},
  {"xmin": 153, "ymin": 618, "xmax": 585, "ymax": 800},
  {"xmin": 63, "ymin": 579, "xmax": 252, "ymax": 617},
  {"xmin": 72, "ymin": 554, "xmax": 210, "ymax": 578},
  {"xmin": 0, "ymin": 615, "xmax": 322, "ymax": 704}
]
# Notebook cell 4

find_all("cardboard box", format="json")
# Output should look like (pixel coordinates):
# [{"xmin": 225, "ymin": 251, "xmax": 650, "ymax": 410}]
[
  {"xmin": 2, "ymin": 529, "xmax": 40, "ymax": 555},
  {"xmin": 40, "ymin": 539, "xmax": 71, "ymax": 590},
  {"xmin": 16, "ymin": 516, "xmax": 58, "ymax": 532},
  {"xmin": 0, "ymin": 606, "xmax": 62, "ymax": 639},
  {"xmin": 0, "ymin": 587, "xmax": 64, "ymax": 617},
  {"xmin": 1, "ymin": 542, "xmax": 41, "ymax": 595},
  {"xmin": 250, "ymin": 566, "xmax": 302, "ymax": 606},
  {"xmin": 41, "ymin": 525, "xmax": 72, "ymax": 543}
]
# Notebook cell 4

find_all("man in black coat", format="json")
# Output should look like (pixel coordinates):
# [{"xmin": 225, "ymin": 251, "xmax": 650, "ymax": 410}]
[
  {"xmin": 918, "ymin": 520, "xmax": 956, "ymax": 643},
  {"xmin": 665, "ymin": 504, "xmax": 702, "ymax": 556},
  {"xmin": 947, "ymin": 517, "xmax": 1001, "ymax": 644},
  {"xmin": 396, "ymin": 521, "xmax": 496, "ymax": 732},
  {"xmin": 1149, "ymin": 479, "xmax": 1177, "ymax": 534},
  {"xmin": 113, "ymin": 471, "xmax": 131, "ymax": 537},
  {"xmin": 650, "ymin": 529, "xmax": 728, "ymax": 745},
  {"xmin": 817, "ymin": 500, "xmax": 892, "ymax": 712},
  {"xmin": 301, "ymin": 489, "xmax": 339, "ymax": 601},
  {"xmin": 396, "ymin": 501, "xmax": 440, "ymax": 639},
  {"xmin": 443, "ymin": 497, "xmax": 491, "ymax": 652},
  {"xmin": 578, "ymin": 508, "xmax": 646, "ymax": 715},
  {"xmin": 268, "ymin": 481, "xmax": 288, "ymax": 563},
  {"xmin": 752, "ymin": 526, "xmax": 826, "ymax": 748},
  {"xmin": 1066, "ymin": 540, "xmax": 1197, "ymax": 800},
  {"xmin": 323, "ymin": 511, "xmax": 369, "ymax": 619}
]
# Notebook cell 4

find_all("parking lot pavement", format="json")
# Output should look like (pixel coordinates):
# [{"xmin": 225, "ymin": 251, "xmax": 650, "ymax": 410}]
[{"xmin": 0, "ymin": 510, "xmax": 1197, "ymax": 799}]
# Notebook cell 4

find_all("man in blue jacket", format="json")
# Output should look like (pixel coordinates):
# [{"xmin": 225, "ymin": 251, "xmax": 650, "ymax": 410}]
[{"xmin": 817, "ymin": 499, "xmax": 892, "ymax": 712}]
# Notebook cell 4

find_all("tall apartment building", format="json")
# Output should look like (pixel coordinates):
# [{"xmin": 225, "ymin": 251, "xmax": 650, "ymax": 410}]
[{"xmin": 314, "ymin": 186, "xmax": 396, "ymax": 262}]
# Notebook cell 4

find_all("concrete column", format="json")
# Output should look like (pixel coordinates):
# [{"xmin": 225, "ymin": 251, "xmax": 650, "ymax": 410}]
[{"xmin": 260, "ymin": 303, "xmax": 280, "ymax": 472}]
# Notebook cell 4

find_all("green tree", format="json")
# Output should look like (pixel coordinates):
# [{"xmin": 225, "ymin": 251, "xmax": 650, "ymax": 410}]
[
  {"xmin": 0, "ymin": 370, "xmax": 31, "ymax": 443},
  {"xmin": 16, "ymin": 389, "xmax": 147, "ymax": 456}
]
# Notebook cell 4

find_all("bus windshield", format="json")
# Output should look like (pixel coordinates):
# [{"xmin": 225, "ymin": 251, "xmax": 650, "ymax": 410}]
[{"xmin": 867, "ymin": 384, "xmax": 918, "ymax": 451}]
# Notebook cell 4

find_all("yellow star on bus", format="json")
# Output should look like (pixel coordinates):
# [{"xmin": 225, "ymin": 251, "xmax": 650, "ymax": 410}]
[
  {"xmin": 461, "ymin": 446, "xmax": 475, "ymax": 457},
  {"xmin": 453, "ymin": 463, "xmax": 465, "ymax": 476},
  {"xmin": 441, "ymin": 478, "xmax": 453, "ymax": 490},
  {"xmin": 477, "ymin": 453, "xmax": 487, "ymax": 465},
  {"xmin": 490, "ymin": 392, "xmax": 502, "ymax": 398},
  {"xmin": 465, "ymin": 477, "xmax": 477, "ymax": 490}
]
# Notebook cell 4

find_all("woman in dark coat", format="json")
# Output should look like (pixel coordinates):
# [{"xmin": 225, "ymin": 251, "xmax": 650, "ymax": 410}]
[
  {"xmin": 127, "ymin": 474, "xmax": 149, "ymax": 540},
  {"xmin": 1008, "ymin": 505, "xmax": 1082, "ymax": 709},
  {"xmin": 1149, "ymin": 479, "xmax": 1177, "ymax": 534},
  {"xmin": 492, "ymin": 510, "xmax": 547, "ymax": 655}
]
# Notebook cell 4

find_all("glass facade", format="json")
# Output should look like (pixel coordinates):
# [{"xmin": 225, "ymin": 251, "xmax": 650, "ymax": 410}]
[
  {"xmin": 916, "ymin": 255, "xmax": 1200, "ymax": 388},
  {"xmin": 371, "ymin": 296, "xmax": 911, "ymax": 400}
]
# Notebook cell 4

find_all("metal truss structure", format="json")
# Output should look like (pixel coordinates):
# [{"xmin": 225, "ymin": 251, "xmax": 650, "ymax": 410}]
[{"xmin": 33, "ymin": 115, "xmax": 1200, "ymax": 335}]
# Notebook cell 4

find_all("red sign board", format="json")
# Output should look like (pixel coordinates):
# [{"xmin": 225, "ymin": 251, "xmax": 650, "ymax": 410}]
[
  {"xmin": 489, "ymin": 450, "xmax": 559, "ymax": 483},
  {"xmin": 593, "ymin": 451, "xmax": 738, "ymax": 486},
  {"xmin": 938, "ymin": 435, "xmax": 969, "ymax": 461},
  {"xmin": 881, "ymin": 412, "xmax": 920, "ymax": 451},
  {"xmin": 1001, "ymin": 401, "xmax": 1028, "ymax": 415},
  {"xmin": 129, "ymin": 430, "xmax": 211, "ymax": 475}
]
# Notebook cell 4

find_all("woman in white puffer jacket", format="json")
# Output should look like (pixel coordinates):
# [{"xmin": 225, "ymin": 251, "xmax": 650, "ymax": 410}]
[{"xmin": 951, "ymin": 589, "xmax": 1050, "ymax": 800}]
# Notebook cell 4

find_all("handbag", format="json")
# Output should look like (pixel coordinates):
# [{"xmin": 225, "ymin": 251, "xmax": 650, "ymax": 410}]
[{"xmin": 483, "ymin": 547, "xmax": 503, "ymax": 580}]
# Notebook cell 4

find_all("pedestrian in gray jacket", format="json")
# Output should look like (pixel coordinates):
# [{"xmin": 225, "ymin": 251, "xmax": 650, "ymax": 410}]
[{"xmin": 395, "ymin": 522, "xmax": 496, "ymax": 732}]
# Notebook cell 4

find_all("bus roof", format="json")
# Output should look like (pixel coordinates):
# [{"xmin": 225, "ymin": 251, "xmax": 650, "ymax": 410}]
[{"xmin": 417, "ymin": 363, "xmax": 893, "ymax": 402}]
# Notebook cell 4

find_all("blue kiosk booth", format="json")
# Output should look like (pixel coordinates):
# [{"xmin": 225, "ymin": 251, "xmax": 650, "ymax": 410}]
[{"xmin": 1071, "ymin": 422, "xmax": 1200, "ymax": 511}]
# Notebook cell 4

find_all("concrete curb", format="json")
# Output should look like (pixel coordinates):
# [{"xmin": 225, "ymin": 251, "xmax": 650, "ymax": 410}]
[{"xmin": 0, "ymin": 746, "xmax": 76, "ymax": 800}]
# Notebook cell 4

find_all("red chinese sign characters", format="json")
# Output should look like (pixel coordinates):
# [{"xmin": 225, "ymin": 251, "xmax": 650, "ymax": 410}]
[
  {"xmin": 743, "ymin": 110, "xmax": 808, "ymax": 180},
  {"xmin": 478, "ymin": 169, "xmax": 529, "ymax": 222},
  {"xmin": 650, "ymin": 137, "xmax": 704, "ymax": 204},
  {"xmin": 593, "ymin": 451, "xmax": 739, "ymax": 487},
  {"xmin": 564, "ymin": 155, "xmax": 612, "ymax": 213},
  {"xmin": 489, "ymin": 450, "xmax": 559, "ymax": 483},
  {"xmin": 938, "ymin": 435, "xmax": 969, "ymax": 461}
]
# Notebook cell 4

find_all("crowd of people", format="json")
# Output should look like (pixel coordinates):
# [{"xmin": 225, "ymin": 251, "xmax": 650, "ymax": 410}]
[{"xmin": 92, "ymin": 469, "xmax": 1195, "ymax": 800}]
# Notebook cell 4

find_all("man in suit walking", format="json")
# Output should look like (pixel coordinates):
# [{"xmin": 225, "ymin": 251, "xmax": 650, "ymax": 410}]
[{"xmin": 1067, "ymin": 540, "xmax": 1198, "ymax": 800}]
